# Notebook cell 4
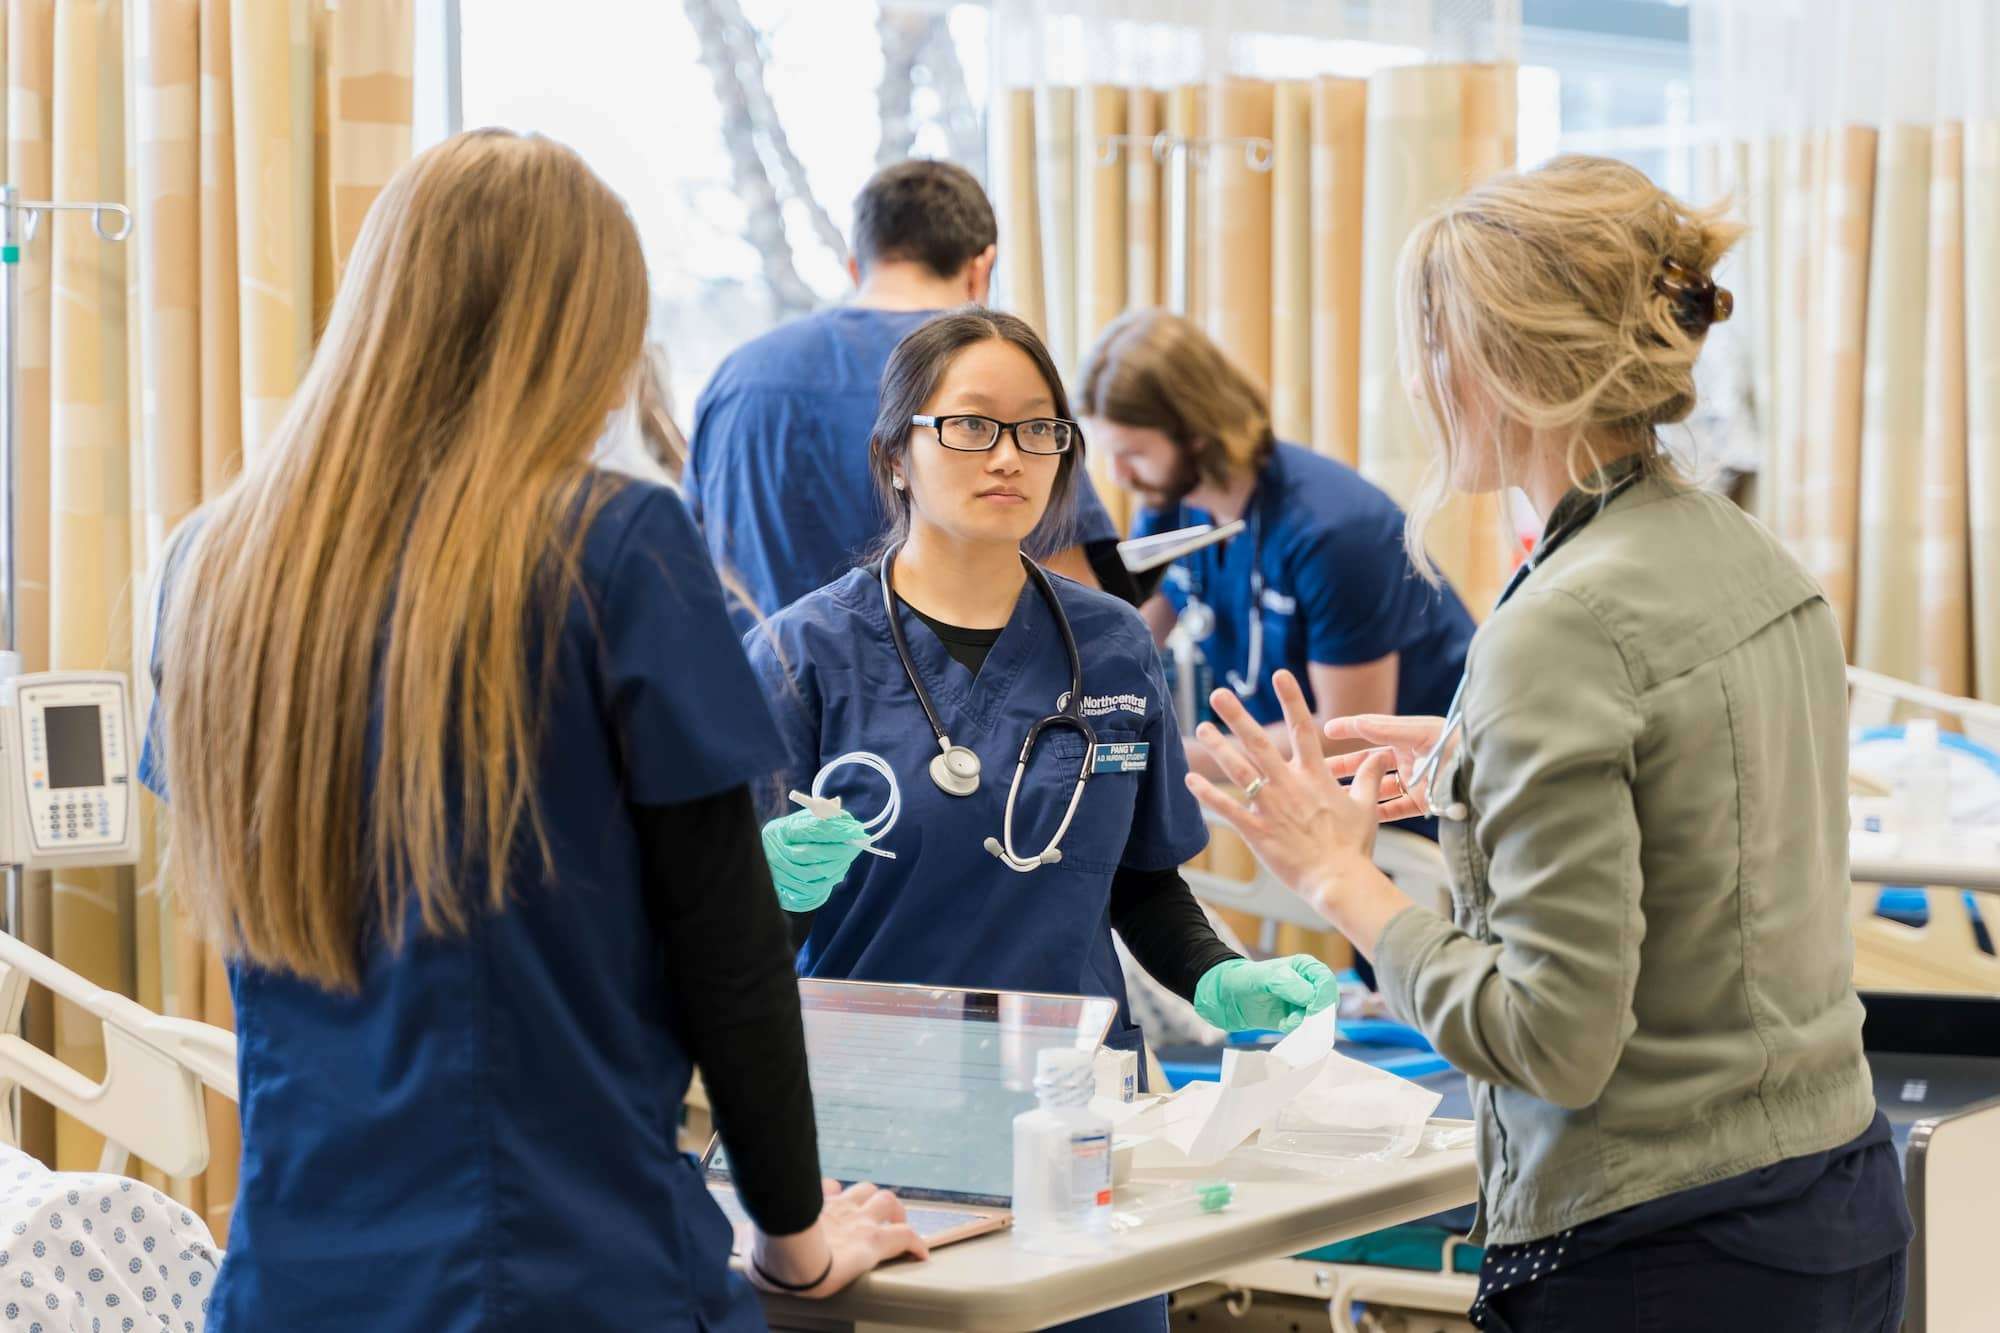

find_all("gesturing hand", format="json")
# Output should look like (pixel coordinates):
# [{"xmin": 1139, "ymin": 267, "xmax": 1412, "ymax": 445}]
[
  {"xmin": 1320, "ymin": 713, "xmax": 1451, "ymax": 825},
  {"xmin": 1183, "ymin": 669, "xmax": 1391, "ymax": 916}
]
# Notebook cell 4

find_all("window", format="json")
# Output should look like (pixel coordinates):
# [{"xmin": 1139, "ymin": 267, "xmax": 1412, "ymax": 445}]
[
  {"xmin": 459, "ymin": 0, "xmax": 990, "ymax": 415},
  {"xmin": 1521, "ymin": 0, "xmax": 1695, "ymax": 187},
  {"xmin": 455, "ymin": 1, "xmax": 1694, "ymax": 416}
]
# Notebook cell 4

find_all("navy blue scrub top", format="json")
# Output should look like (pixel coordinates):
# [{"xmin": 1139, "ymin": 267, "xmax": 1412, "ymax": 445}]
[
  {"xmin": 143, "ymin": 482, "xmax": 788, "ymax": 1333},
  {"xmin": 743, "ymin": 568, "xmax": 1209, "ymax": 1057},
  {"xmin": 1133, "ymin": 442, "xmax": 1476, "ymax": 726},
  {"xmin": 684, "ymin": 306, "xmax": 1121, "ymax": 623}
]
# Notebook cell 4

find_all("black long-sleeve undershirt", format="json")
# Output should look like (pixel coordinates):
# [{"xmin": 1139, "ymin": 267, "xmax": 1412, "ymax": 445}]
[
  {"xmin": 636, "ymin": 785, "xmax": 821, "ymax": 1236},
  {"xmin": 1108, "ymin": 864, "xmax": 1241, "ymax": 1000},
  {"xmin": 1084, "ymin": 537, "xmax": 1144, "ymax": 607}
]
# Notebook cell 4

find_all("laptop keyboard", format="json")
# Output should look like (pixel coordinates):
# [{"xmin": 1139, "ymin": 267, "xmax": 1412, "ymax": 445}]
[
  {"xmin": 899, "ymin": 1206, "xmax": 984, "ymax": 1239},
  {"xmin": 711, "ymin": 1186, "xmax": 984, "ymax": 1239}
]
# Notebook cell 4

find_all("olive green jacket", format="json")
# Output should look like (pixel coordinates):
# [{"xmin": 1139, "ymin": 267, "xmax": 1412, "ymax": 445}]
[{"xmin": 1373, "ymin": 475, "xmax": 1875, "ymax": 1246}]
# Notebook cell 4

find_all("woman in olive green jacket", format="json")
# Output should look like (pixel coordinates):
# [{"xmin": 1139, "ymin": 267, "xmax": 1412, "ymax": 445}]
[{"xmin": 1188, "ymin": 156, "xmax": 1912, "ymax": 1332}]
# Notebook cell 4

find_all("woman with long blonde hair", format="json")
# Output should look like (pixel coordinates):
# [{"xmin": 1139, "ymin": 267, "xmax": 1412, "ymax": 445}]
[
  {"xmin": 145, "ymin": 129, "xmax": 922, "ymax": 1332},
  {"xmin": 1187, "ymin": 156, "xmax": 1911, "ymax": 1330}
]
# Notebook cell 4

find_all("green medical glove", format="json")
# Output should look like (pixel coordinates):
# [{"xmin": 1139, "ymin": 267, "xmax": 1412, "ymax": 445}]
[
  {"xmin": 1193, "ymin": 956, "xmax": 1340, "ymax": 1034},
  {"xmin": 761, "ymin": 809, "xmax": 869, "ymax": 913}
]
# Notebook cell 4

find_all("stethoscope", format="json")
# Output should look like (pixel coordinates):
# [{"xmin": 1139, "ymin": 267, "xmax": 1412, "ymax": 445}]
[
  {"xmin": 1407, "ymin": 470, "xmax": 1647, "ymax": 822},
  {"xmin": 879, "ymin": 543, "xmax": 1096, "ymax": 873},
  {"xmin": 1181, "ymin": 508, "xmax": 1264, "ymax": 700}
]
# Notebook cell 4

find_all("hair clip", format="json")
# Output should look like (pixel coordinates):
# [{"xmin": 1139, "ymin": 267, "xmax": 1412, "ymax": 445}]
[{"xmin": 1654, "ymin": 258, "xmax": 1733, "ymax": 333}]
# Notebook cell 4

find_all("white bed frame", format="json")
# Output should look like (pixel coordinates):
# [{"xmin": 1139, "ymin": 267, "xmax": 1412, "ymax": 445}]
[{"xmin": 0, "ymin": 931, "xmax": 236, "ymax": 1179}]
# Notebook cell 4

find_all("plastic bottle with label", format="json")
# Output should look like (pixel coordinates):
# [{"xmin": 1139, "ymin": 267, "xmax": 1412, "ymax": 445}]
[{"xmin": 1012, "ymin": 1047, "xmax": 1113, "ymax": 1255}]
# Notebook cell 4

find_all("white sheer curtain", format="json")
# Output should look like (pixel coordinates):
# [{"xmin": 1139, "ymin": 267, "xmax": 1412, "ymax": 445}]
[
  {"xmin": 1692, "ymin": 0, "xmax": 1999, "ymax": 702},
  {"xmin": 989, "ymin": 0, "xmax": 1516, "ymax": 84}
]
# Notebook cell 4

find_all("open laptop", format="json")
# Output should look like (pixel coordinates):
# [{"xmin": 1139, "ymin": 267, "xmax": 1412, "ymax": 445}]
[{"xmin": 703, "ymin": 978, "xmax": 1117, "ymax": 1249}]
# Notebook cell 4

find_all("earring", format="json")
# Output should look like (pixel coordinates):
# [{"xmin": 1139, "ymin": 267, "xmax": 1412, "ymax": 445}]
[{"xmin": 893, "ymin": 474, "xmax": 907, "ymax": 491}]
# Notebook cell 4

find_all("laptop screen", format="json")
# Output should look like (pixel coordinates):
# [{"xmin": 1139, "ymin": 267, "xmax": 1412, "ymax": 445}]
[{"xmin": 706, "ymin": 980, "xmax": 1117, "ymax": 1207}]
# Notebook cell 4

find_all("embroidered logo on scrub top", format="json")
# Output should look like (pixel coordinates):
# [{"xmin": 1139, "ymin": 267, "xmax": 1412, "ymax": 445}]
[
  {"xmin": 1258, "ymin": 587, "xmax": 1298, "ymax": 616},
  {"xmin": 1056, "ymin": 691, "xmax": 1149, "ymax": 719}
]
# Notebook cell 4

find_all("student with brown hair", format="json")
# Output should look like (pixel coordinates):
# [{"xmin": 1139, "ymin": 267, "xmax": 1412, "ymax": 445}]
[
  {"xmin": 145, "ymin": 129, "xmax": 923, "ymax": 1332},
  {"xmin": 1077, "ymin": 309, "xmax": 1475, "ymax": 781}
]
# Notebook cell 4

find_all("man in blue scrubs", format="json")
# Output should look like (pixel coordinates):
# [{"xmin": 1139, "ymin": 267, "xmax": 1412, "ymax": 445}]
[
  {"xmin": 1077, "ymin": 308, "xmax": 1475, "ymax": 766},
  {"xmin": 684, "ymin": 159, "xmax": 1131, "ymax": 623}
]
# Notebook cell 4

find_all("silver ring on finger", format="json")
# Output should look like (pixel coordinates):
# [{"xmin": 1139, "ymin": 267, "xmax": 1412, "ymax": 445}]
[{"xmin": 1242, "ymin": 776, "xmax": 1267, "ymax": 806}]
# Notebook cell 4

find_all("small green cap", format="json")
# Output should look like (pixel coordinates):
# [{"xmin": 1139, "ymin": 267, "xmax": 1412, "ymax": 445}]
[{"xmin": 1195, "ymin": 1181, "xmax": 1235, "ymax": 1212}]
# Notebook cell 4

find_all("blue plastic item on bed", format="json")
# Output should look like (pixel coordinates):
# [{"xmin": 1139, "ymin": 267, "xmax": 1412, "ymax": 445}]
[{"xmin": 1859, "ymin": 724, "xmax": 2000, "ymax": 952}]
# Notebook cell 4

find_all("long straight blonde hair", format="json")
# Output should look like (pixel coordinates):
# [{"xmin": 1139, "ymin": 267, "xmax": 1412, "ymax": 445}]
[{"xmin": 157, "ymin": 130, "xmax": 649, "ymax": 990}]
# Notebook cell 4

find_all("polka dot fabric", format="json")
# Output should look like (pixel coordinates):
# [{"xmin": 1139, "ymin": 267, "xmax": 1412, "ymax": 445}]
[
  {"xmin": 0, "ymin": 1146, "xmax": 217, "ymax": 1332},
  {"xmin": 1468, "ymin": 1228, "xmax": 1574, "ymax": 1329}
]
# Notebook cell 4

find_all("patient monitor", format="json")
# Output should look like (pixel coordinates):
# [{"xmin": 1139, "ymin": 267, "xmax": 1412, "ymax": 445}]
[{"xmin": 0, "ymin": 670, "xmax": 139, "ymax": 870}]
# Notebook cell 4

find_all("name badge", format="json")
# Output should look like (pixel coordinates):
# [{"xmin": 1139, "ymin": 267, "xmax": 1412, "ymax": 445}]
[{"xmin": 1091, "ymin": 742, "xmax": 1151, "ymax": 775}]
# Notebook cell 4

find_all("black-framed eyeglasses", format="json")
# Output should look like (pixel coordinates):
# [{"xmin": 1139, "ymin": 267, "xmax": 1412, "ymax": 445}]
[{"xmin": 912, "ymin": 413, "xmax": 1077, "ymax": 456}]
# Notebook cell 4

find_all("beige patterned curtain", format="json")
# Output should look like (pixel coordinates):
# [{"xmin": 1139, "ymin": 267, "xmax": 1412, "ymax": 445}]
[
  {"xmin": 1, "ymin": 0, "xmax": 410, "ymax": 1241},
  {"xmin": 1694, "ymin": 0, "xmax": 1996, "ymax": 701},
  {"xmin": 1356, "ymin": 61, "xmax": 1514, "ymax": 612},
  {"xmin": 995, "ymin": 58, "xmax": 1517, "ymax": 610}
]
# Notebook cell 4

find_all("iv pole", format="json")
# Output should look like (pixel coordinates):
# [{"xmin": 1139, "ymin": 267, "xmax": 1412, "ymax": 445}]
[{"xmin": 0, "ymin": 185, "xmax": 134, "ymax": 941}]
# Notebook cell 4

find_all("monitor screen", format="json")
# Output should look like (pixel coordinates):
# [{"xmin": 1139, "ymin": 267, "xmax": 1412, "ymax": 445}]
[
  {"xmin": 44, "ymin": 705, "xmax": 104, "ymax": 790},
  {"xmin": 710, "ymin": 981, "xmax": 1116, "ymax": 1207}
]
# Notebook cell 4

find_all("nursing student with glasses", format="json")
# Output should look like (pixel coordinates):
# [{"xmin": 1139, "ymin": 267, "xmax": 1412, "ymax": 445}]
[
  {"xmin": 1187, "ymin": 156, "xmax": 1911, "ymax": 1332},
  {"xmin": 744, "ymin": 309, "xmax": 1342, "ymax": 1333}
]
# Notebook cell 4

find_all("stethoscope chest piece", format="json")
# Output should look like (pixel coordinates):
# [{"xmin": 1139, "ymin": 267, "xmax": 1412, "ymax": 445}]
[
  {"xmin": 930, "ymin": 745, "xmax": 982, "ymax": 797},
  {"xmin": 1180, "ymin": 597, "xmax": 1215, "ymax": 642}
]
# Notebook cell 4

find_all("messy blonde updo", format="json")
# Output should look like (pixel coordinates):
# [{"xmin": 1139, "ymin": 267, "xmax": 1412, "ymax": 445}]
[{"xmin": 1395, "ymin": 153, "xmax": 1742, "ymax": 576}]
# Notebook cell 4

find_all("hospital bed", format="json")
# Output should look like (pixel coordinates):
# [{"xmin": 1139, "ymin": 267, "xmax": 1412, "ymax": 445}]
[
  {"xmin": 1845, "ymin": 669, "xmax": 2000, "ymax": 999},
  {"xmin": 0, "ymin": 930, "xmax": 236, "ymax": 1178},
  {"xmin": 0, "ymin": 932, "xmax": 235, "ymax": 1332}
]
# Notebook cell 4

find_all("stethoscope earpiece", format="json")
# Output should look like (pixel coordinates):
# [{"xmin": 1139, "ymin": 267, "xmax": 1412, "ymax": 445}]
[{"xmin": 983, "ymin": 837, "xmax": 1062, "ymax": 867}]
